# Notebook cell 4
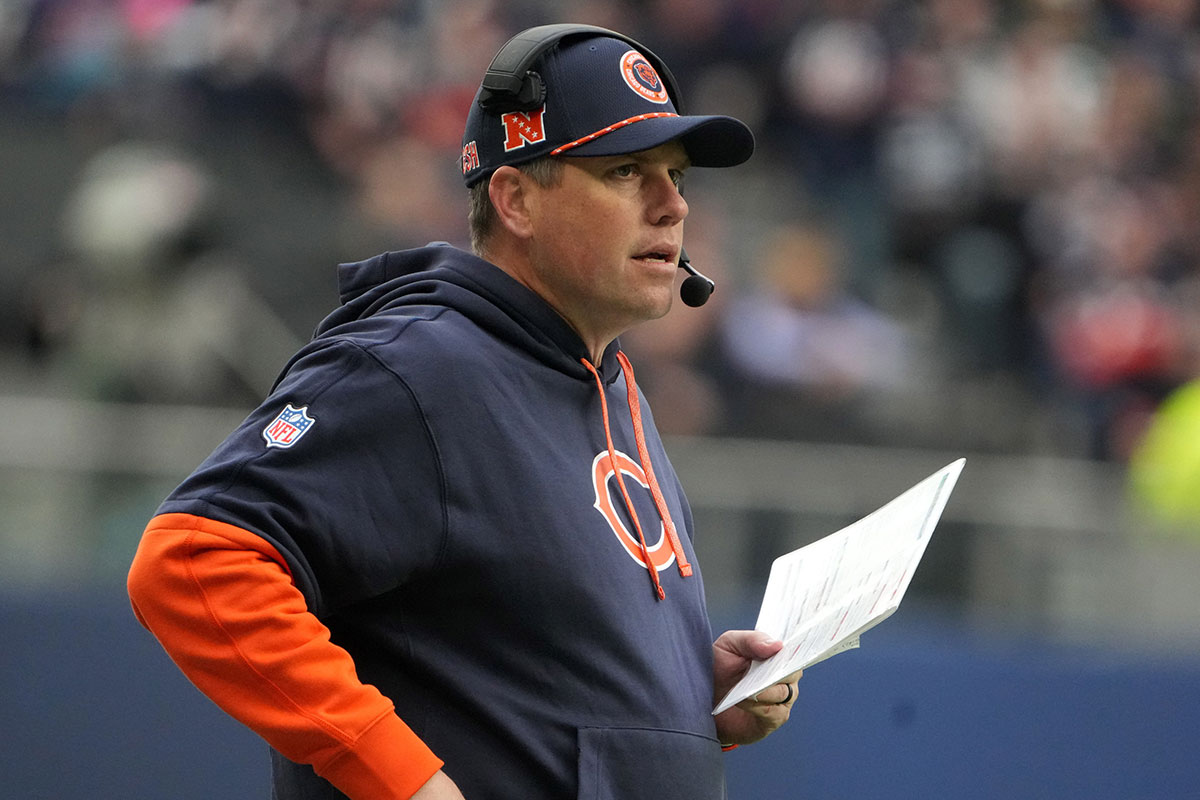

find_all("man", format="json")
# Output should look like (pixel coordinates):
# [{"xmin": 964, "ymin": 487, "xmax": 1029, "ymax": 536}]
[{"xmin": 128, "ymin": 25, "xmax": 800, "ymax": 799}]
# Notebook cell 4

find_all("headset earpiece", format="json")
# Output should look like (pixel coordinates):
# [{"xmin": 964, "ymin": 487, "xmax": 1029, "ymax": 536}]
[{"xmin": 477, "ymin": 23, "xmax": 682, "ymax": 114}]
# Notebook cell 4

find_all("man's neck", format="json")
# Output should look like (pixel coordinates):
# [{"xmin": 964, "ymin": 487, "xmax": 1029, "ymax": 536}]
[{"xmin": 479, "ymin": 242, "xmax": 612, "ymax": 365}]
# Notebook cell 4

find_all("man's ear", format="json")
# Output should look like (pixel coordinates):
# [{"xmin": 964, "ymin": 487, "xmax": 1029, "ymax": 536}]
[{"xmin": 488, "ymin": 166, "xmax": 535, "ymax": 239}]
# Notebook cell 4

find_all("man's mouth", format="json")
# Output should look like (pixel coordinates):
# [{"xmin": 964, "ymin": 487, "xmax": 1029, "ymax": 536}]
[{"xmin": 633, "ymin": 250, "xmax": 676, "ymax": 264}]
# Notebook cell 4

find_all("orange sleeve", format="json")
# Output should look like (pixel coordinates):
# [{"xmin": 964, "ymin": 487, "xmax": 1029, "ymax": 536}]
[{"xmin": 127, "ymin": 512, "xmax": 443, "ymax": 799}]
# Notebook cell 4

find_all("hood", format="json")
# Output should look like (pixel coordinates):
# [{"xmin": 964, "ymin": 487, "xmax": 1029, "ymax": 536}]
[
  {"xmin": 314, "ymin": 243, "xmax": 620, "ymax": 380},
  {"xmin": 312, "ymin": 242, "xmax": 693, "ymax": 601}
]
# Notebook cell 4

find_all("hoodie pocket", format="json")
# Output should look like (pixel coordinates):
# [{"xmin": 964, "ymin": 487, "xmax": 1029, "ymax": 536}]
[{"xmin": 577, "ymin": 726, "xmax": 726, "ymax": 800}]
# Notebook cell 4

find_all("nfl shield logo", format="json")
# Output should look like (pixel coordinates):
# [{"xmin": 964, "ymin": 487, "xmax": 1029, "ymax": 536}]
[{"xmin": 263, "ymin": 404, "xmax": 316, "ymax": 449}]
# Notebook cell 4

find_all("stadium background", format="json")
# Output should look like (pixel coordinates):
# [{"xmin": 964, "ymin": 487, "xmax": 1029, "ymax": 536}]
[{"xmin": 2, "ymin": 0, "xmax": 1200, "ymax": 796}]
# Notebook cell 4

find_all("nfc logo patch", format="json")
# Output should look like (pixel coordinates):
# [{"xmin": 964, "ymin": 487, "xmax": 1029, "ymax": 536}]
[
  {"xmin": 501, "ymin": 107, "xmax": 547, "ymax": 152},
  {"xmin": 591, "ymin": 450, "xmax": 676, "ymax": 571},
  {"xmin": 619, "ymin": 50, "xmax": 669, "ymax": 104},
  {"xmin": 263, "ymin": 404, "xmax": 315, "ymax": 449}
]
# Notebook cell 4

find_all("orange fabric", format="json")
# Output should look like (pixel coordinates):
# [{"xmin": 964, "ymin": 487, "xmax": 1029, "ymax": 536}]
[
  {"xmin": 549, "ymin": 112, "xmax": 679, "ymax": 155},
  {"xmin": 616, "ymin": 352, "xmax": 692, "ymax": 578},
  {"xmin": 127, "ymin": 512, "xmax": 443, "ymax": 799}
]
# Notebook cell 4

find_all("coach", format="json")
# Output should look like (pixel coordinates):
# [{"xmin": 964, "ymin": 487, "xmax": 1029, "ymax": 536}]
[{"xmin": 129, "ymin": 24, "xmax": 800, "ymax": 799}]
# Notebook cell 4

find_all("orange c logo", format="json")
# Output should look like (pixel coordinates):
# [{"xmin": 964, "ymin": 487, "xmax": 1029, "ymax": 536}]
[{"xmin": 591, "ymin": 450, "xmax": 676, "ymax": 571}]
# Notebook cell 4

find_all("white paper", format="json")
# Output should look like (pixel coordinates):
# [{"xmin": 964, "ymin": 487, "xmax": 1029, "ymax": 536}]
[{"xmin": 713, "ymin": 459, "xmax": 965, "ymax": 715}]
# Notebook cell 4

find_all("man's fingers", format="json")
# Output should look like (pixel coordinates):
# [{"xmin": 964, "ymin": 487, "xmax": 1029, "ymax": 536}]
[
  {"xmin": 751, "ymin": 684, "xmax": 787, "ymax": 705},
  {"xmin": 715, "ymin": 629, "xmax": 782, "ymax": 660},
  {"xmin": 752, "ymin": 679, "xmax": 798, "ymax": 706}
]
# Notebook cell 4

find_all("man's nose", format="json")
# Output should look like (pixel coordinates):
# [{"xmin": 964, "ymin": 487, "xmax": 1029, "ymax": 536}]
[{"xmin": 648, "ymin": 172, "xmax": 688, "ymax": 226}]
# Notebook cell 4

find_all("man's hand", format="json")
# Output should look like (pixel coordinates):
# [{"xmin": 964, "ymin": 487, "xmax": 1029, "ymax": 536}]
[
  {"xmin": 712, "ymin": 630, "xmax": 802, "ymax": 747},
  {"xmin": 410, "ymin": 769, "xmax": 466, "ymax": 800}
]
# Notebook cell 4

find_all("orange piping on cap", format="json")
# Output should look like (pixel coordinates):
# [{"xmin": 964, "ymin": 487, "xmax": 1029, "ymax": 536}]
[{"xmin": 550, "ymin": 112, "xmax": 679, "ymax": 156}]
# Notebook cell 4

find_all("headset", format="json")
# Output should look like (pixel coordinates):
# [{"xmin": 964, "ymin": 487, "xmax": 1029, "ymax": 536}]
[
  {"xmin": 477, "ymin": 23, "xmax": 716, "ymax": 307},
  {"xmin": 479, "ymin": 23, "xmax": 682, "ymax": 113}
]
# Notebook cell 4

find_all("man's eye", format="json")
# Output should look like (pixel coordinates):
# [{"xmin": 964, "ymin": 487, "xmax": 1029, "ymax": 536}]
[
  {"xmin": 670, "ymin": 170, "xmax": 686, "ymax": 188},
  {"xmin": 613, "ymin": 164, "xmax": 638, "ymax": 178}
]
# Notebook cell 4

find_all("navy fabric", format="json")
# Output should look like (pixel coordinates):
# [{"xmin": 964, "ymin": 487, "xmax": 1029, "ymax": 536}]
[
  {"xmin": 461, "ymin": 33, "xmax": 754, "ymax": 186},
  {"xmin": 158, "ymin": 243, "xmax": 725, "ymax": 799}
]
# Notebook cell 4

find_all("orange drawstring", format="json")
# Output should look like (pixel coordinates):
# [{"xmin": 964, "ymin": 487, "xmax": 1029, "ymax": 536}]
[
  {"xmin": 583, "ymin": 353, "xmax": 692, "ymax": 601},
  {"xmin": 616, "ymin": 352, "xmax": 693, "ymax": 578}
]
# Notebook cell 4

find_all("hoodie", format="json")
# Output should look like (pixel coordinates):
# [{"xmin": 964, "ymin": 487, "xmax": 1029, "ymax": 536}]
[{"xmin": 127, "ymin": 244, "xmax": 725, "ymax": 799}]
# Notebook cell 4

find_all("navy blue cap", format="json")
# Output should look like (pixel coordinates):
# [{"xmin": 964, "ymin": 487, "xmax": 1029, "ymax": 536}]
[{"xmin": 460, "ymin": 31, "xmax": 755, "ymax": 187}]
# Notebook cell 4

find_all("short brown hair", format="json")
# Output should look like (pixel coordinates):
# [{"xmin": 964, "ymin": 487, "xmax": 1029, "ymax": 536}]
[{"xmin": 467, "ymin": 157, "xmax": 564, "ymax": 256}]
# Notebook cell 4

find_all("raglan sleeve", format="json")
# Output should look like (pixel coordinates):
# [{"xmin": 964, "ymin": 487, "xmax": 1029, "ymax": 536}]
[{"xmin": 127, "ymin": 339, "xmax": 447, "ymax": 799}]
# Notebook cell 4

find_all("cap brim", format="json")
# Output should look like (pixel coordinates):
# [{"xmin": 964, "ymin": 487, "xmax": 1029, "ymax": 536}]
[{"xmin": 561, "ymin": 114, "xmax": 754, "ymax": 167}]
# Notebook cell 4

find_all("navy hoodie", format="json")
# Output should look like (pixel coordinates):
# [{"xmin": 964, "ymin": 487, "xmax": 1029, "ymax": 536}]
[{"xmin": 152, "ymin": 244, "xmax": 725, "ymax": 799}]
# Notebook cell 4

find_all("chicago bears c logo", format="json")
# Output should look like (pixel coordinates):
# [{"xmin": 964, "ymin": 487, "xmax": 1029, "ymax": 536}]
[
  {"xmin": 591, "ymin": 450, "xmax": 676, "ymax": 571},
  {"xmin": 619, "ymin": 50, "xmax": 670, "ymax": 104}
]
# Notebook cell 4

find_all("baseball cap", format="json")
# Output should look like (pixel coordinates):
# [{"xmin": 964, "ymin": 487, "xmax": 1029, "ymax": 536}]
[{"xmin": 460, "ymin": 29, "xmax": 755, "ymax": 187}]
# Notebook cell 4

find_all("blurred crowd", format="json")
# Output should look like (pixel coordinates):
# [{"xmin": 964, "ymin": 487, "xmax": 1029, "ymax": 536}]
[{"xmin": 3, "ymin": 0, "xmax": 1200, "ymax": 491}]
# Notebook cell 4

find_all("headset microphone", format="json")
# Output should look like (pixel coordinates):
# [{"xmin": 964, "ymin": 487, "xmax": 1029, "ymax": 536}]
[{"xmin": 678, "ymin": 248, "xmax": 715, "ymax": 307}]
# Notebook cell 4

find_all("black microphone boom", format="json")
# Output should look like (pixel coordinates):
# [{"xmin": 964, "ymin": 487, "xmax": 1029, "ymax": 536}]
[{"xmin": 678, "ymin": 249, "xmax": 715, "ymax": 307}]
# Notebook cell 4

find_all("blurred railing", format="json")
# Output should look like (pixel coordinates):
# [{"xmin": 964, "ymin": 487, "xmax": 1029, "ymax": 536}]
[{"xmin": 2, "ymin": 394, "xmax": 1197, "ymax": 651}]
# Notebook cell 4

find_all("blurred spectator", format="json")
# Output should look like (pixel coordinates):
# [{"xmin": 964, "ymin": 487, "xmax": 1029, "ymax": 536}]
[
  {"xmin": 21, "ymin": 141, "xmax": 301, "ymax": 405},
  {"xmin": 1033, "ymin": 175, "xmax": 1190, "ymax": 459},
  {"xmin": 2, "ymin": 0, "xmax": 1200, "ymax": 460},
  {"xmin": 718, "ymin": 222, "xmax": 911, "ymax": 442},
  {"xmin": 958, "ymin": 9, "xmax": 1105, "ymax": 197},
  {"xmin": 1129, "ymin": 377, "xmax": 1200, "ymax": 536}
]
